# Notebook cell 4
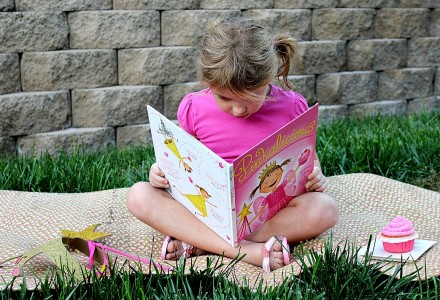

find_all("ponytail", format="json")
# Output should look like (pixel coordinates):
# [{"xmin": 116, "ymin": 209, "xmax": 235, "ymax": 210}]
[{"xmin": 273, "ymin": 34, "xmax": 297, "ymax": 90}]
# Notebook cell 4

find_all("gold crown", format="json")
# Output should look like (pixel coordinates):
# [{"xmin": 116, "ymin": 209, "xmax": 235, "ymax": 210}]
[{"xmin": 259, "ymin": 161, "xmax": 277, "ymax": 180}]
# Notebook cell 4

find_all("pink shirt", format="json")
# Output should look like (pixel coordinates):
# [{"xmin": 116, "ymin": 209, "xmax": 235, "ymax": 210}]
[{"xmin": 177, "ymin": 84, "xmax": 309, "ymax": 163}]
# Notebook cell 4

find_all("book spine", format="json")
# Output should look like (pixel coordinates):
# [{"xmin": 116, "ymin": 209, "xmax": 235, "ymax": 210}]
[{"xmin": 227, "ymin": 165, "xmax": 238, "ymax": 247}]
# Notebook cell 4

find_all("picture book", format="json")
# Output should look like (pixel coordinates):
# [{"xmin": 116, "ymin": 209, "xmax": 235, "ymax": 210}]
[{"xmin": 147, "ymin": 104, "xmax": 319, "ymax": 247}]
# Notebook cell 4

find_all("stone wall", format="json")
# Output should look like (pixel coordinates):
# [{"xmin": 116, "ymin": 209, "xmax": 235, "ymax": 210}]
[{"xmin": 1, "ymin": 0, "xmax": 439, "ymax": 155}]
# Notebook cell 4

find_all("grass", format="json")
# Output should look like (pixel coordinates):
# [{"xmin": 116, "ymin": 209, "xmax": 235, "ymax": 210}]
[
  {"xmin": 0, "ymin": 111, "xmax": 438, "ymax": 193},
  {"xmin": 2, "ymin": 238, "xmax": 439, "ymax": 299},
  {"xmin": 0, "ymin": 110, "xmax": 439, "ymax": 298}
]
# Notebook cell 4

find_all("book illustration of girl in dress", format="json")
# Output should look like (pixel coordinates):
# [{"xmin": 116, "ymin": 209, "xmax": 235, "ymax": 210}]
[
  {"xmin": 249, "ymin": 148, "xmax": 313, "ymax": 223},
  {"xmin": 158, "ymin": 118, "xmax": 192, "ymax": 173},
  {"xmin": 173, "ymin": 179, "xmax": 217, "ymax": 217}
]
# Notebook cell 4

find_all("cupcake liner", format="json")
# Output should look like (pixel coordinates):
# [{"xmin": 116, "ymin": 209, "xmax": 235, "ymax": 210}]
[{"xmin": 383, "ymin": 239, "xmax": 416, "ymax": 253}]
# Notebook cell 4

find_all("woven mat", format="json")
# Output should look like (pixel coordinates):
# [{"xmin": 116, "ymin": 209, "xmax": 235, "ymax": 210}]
[{"xmin": 1, "ymin": 173, "xmax": 439, "ymax": 290}]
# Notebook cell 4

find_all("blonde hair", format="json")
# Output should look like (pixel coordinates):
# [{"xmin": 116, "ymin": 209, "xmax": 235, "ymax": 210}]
[{"xmin": 198, "ymin": 18, "xmax": 297, "ymax": 101}]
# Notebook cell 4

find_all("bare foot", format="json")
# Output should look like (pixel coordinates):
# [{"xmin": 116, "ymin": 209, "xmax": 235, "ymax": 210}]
[
  {"xmin": 162, "ymin": 238, "xmax": 206, "ymax": 260},
  {"xmin": 237, "ymin": 237, "xmax": 290, "ymax": 272}
]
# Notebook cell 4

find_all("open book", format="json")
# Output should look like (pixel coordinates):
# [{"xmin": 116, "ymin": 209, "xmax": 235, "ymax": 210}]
[{"xmin": 147, "ymin": 104, "xmax": 319, "ymax": 247}]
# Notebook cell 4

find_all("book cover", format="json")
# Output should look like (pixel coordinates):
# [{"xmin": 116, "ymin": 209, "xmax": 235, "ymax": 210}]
[{"xmin": 147, "ymin": 104, "xmax": 318, "ymax": 247}]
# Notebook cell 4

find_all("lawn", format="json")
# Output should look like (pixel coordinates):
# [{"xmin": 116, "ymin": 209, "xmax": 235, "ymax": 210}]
[{"xmin": 1, "ymin": 110, "xmax": 439, "ymax": 299}]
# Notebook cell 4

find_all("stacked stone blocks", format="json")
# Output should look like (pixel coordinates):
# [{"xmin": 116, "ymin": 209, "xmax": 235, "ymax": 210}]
[{"xmin": 0, "ymin": 0, "xmax": 439, "ymax": 155}]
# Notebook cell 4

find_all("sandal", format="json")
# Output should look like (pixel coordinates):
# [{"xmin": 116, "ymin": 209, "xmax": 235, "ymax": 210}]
[
  {"xmin": 262, "ymin": 236, "xmax": 290, "ymax": 273},
  {"xmin": 160, "ymin": 235, "xmax": 194, "ymax": 260}
]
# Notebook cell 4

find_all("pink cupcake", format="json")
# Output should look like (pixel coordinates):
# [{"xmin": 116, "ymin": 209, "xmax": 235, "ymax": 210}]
[{"xmin": 381, "ymin": 216, "xmax": 418, "ymax": 253}]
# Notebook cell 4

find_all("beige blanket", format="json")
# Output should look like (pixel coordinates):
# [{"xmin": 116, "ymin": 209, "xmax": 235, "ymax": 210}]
[{"xmin": 1, "ymin": 173, "xmax": 439, "ymax": 290}]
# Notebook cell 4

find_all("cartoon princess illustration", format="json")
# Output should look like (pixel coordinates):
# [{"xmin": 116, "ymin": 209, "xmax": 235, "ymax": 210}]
[
  {"xmin": 249, "ymin": 148, "xmax": 313, "ymax": 224},
  {"xmin": 158, "ymin": 119, "xmax": 192, "ymax": 172},
  {"xmin": 174, "ymin": 179, "xmax": 217, "ymax": 217}
]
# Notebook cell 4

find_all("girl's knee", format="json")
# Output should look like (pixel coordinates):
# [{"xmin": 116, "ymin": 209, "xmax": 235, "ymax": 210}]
[
  {"xmin": 126, "ymin": 181, "xmax": 152, "ymax": 215},
  {"xmin": 318, "ymin": 193, "xmax": 339, "ymax": 226},
  {"xmin": 308, "ymin": 193, "xmax": 339, "ymax": 228}
]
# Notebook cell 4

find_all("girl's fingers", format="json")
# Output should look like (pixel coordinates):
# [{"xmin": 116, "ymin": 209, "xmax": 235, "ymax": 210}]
[{"xmin": 306, "ymin": 173, "xmax": 327, "ymax": 191}]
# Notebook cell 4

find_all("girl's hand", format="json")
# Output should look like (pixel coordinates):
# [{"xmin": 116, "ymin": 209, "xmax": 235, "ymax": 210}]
[
  {"xmin": 149, "ymin": 163, "xmax": 169, "ymax": 189},
  {"xmin": 305, "ymin": 167, "xmax": 328, "ymax": 192}
]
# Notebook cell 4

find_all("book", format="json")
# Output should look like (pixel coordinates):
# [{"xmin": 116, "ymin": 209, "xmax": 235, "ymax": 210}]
[{"xmin": 147, "ymin": 103, "xmax": 319, "ymax": 247}]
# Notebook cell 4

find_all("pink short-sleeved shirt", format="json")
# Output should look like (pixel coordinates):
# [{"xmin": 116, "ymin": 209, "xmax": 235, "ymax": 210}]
[{"xmin": 177, "ymin": 84, "xmax": 309, "ymax": 163}]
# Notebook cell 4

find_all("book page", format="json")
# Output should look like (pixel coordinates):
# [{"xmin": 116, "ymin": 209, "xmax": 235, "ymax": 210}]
[
  {"xmin": 232, "ymin": 104, "xmax": 319, "ymax": 242},
  {"xmin": 147, "ymin": 106, "xmax": 236, "ymax": 246}
]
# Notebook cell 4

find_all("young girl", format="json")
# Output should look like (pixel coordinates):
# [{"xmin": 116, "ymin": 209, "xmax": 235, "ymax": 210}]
[{"xmin": 126, "ymin": 17, "xmax": 339, "ymax": 272}]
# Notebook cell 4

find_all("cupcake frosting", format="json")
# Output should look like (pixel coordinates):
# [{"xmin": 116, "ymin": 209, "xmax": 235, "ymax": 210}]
[{"xmin": 381, "ymin": 216, "xmax": 415, "ymax": 237}]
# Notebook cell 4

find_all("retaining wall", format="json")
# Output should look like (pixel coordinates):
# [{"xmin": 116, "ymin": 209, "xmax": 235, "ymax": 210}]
[{"xmin": 1, "ymin": 0, "xmax": 439, "ymax": 155}]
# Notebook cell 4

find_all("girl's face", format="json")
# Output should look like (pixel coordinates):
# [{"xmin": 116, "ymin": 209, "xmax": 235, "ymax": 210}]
[
  {"xmin": 260, "ymin": 167, "xmax": 283, "ymax": 193},
  {"xmin": 211, "ymin": 85, "xmax": 269, "ymax": 118}
]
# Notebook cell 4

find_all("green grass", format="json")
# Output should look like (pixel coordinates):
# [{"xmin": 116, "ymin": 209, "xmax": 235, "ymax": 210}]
[
  {"xmin": 1, "ymin": 110, "xmax": 439, "ymax": 298},
  {"xmin": 2, "ymin": 238, "xmax": 439, "ymax": 299},
  {"xmin": 0, "ymin": 110, "xmax": 438, "ymax": 193}
]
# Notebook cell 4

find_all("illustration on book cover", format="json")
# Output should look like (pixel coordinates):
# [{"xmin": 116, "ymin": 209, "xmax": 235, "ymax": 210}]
[{"xmin": 235, "ymin": 148, "xmax": 314, "ymax": 241}]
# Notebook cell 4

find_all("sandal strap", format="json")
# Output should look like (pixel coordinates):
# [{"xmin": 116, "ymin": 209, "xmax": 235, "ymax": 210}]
[
  {"xmin": 181, "ymin": 242, "xmax": 193, "ymax": 259},
  {"xmin": 262, "ymin": 236, "xmax": 290, "ymax": 273},
  {"xmin": 262, "ymin": 237, "xmax": 277, "ymax": 273}
]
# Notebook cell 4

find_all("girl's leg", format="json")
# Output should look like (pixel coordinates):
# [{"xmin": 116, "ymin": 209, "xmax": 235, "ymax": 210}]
[
  {"xmin": 126, "ymin": 182, "xmax": 286, "ymax": 269},
  {"xmin": 246, "ymin": 192, "xmax": 339, "ymax": 243}
]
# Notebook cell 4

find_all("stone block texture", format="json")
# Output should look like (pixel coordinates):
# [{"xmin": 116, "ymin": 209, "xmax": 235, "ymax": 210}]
[
  {"xmin": 0, "ymin": 53, "xmax": 20, "ymax": 95},
  {"xmin": 348, "ymin": 100, "xmax": 407, "ymax": 117},
  {"xmin": 339, "ymin": 0, "xmax": 397, "ymax": 8},
  {"xmin": 0, "ymin": 12, "xmax": 68, "ymax": 52},
  {"xmin": 118, "ymin": 47, "xmax": 198, "ymax": 85},
  {"xmin": 0, "ymin": 0, "xmax": 14, "ymax": 11},
  {"xmin": 113, "ymin": 0, "xmax": 199, "ymax": 10},
  {"xmin": 347, "ymin": 39, "xmax": 406, "ymax": 70},
  {"xmin": 163, "ymin": 82, "xmax": 205, "ymax": 119},
  {"xmin": 161, "ymin": 10, "xmax": 240, "ymax": 46},
  {"xmin": 243, "ymin": 9, "xmax": 311, "ymax": 41},
  {"xmin": 431, "ymin": 9, "xmax": 440, "ymax": 36},
  {"xmin": 318, "ymin": 105, "xmax": 348, "ymax": 124},
  {"xmin": 292, "ymin": 41, "xmax": 346, "ymax": 75},
  {"xmin": 201, "ymin": 0, "xmax": 272, "ymax": 9},
  {"xmin": 1, "ymin": 3, "xmax": 439, "ymax": 156},
  {"xmin": 436, "ymin": 68, "xmax": 440, "ymax": 94},
  {"xmin": 0, "ymin": 91, "xmax": 70, "ymax": 136},
  {"xmin": 72, "ymin": 86, "xmax": 162, "ymax": 127},
  {"xmin": 316, "ymin": 71, "xmax": 378, "ymax": 105},
  {"xmin": 312, "ymin": 9, "xmax": 375, "ymax": 40},
  {"xmin": 407, "ymin": 38, "xmax": 440, "ymax": 67},
  {"xmin": 15, "ymin": 0, "xmax": 112, "ymax": 11},
  {"xmin": 407, "ymin": 96, "xmax": 440, "ymax": 114},
  {"xmin": 0, "ymin": 137, "xmax": 15, "ymax": 155},
  {"xmin": 378, "ymin": 68, "xmax": 435, "ymax": 100},
  {"xmin": 116, "ymin": 124, "xmax": 152, "ymax": 148},
  {"xmin": 274, "ymin": 0, "xmax": 337, "ymax": 9},
  {"xmin": 375, "ymin": 8, "xmax": 429, "ymax": 38},
  {"xmin": 17, "ymin": 127, "xmax": 114, "ymax": 156},
  {"xmin": 69, "ymin": 11, "xmax": 160, "ymax": 49},
  {"xmin": 21, "ymin": 50, "xmax": 117, "ymax": 91}
]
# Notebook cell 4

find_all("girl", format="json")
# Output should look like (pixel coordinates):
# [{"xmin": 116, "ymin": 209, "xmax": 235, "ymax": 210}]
[{"xmin": 126, "ymin": 17, "xmax": 339, "ymax": 272}]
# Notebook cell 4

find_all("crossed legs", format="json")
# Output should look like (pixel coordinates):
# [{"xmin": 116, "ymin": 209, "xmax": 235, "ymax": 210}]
[{"xmin": 126, "ymin": 182, "xmax": 338, "ymax": 270}]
